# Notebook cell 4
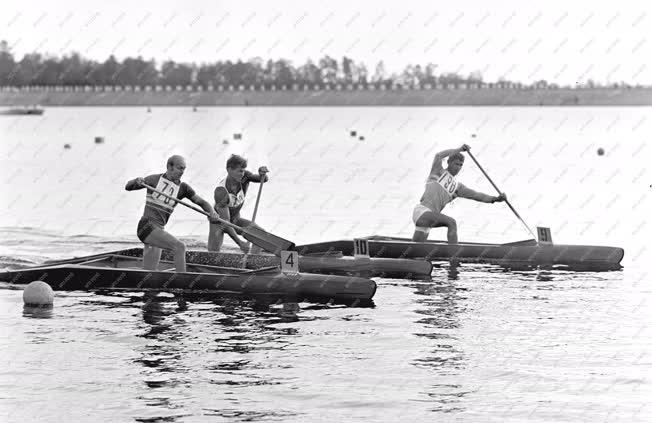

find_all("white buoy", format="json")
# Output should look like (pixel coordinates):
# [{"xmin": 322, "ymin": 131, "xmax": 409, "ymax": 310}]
[{"xmin": 23, "ymin": 281, "xmax": 54, "ymax": 307}]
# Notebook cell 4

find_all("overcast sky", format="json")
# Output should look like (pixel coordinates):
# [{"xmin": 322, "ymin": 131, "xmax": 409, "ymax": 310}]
[{"xmin": 3, "ymin": 0, "xmax": 651, "ymax": 85}]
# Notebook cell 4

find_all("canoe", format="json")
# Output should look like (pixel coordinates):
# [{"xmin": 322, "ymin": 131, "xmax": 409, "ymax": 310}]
[
  {"xmin": 104, "ymin": 248, "xmax": 432, "ymax": 279},
  {"xmin": 0, "ymin": 252, "xmax": 377, "ymax": 303},
  {"xmin": 296, "ymin": 235, "xmax": 625, "ymax": 271},
  {"xmin": 0, "ymin": 107, "xmax": 44, "ymax": 115}
]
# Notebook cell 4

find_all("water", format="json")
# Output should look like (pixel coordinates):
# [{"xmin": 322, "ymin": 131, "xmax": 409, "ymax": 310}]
[{"xmin": 1, "ymin": 107, "xmax": 650, "ymax": 422}]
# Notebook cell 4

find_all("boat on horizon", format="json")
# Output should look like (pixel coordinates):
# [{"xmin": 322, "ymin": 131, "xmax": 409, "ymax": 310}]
[{"xmin": 0, "ymin": 105, "xmax": 45, "ymax": 115}]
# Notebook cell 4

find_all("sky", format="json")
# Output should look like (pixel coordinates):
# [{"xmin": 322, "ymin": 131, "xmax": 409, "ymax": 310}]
[{"xmin": 3, "ymin": 0, "xmax": 651, "ymax": 85}]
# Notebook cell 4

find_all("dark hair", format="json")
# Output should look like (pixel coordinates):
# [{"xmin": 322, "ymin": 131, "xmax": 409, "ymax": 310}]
[
  {"xmin": 226, "ymin": 154, "xmax": 247, "ymax": 169},
  {"xmin": 448, "ymin": 152, "xmax": 465, "ymax": 163}
]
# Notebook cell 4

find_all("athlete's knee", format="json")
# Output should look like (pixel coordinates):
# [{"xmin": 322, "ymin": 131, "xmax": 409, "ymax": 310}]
[{"xmin": 173, "ymin": 240, "xmax": 186, "ymax": 253}]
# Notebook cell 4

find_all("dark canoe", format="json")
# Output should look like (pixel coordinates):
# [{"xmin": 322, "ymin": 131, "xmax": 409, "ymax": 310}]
[
  {"xmin": 296, "ymin": 236, "xmax": 625, "ymax": 271},
  {"xmin": 0, "ymin": 107, "xmax": 44, "ymax": 115},
  {"xmin": 103, "ymin": 248, "xmax": 432, "ymax": 280},
  {"xmin": 0, "ymin": 253, "xmax": 377, "ymax": 303}
]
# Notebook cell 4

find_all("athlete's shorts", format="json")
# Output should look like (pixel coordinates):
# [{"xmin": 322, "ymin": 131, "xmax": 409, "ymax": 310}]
[
  {"xmin": 412, "ymin": 204, "xmax": 433, "ymax": 224},
  {"xmin": 137, "ymin": 217, "xmax": 163, "ymax": 243}
]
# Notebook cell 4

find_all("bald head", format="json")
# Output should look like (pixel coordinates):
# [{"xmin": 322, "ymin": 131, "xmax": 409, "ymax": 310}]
[
  {"xmin": 166, "ymin": 155, "xmax": 186, "ymax": 181},
  {"xmin": 167, "ymin": 155, "xmax": 186, "ymax": 167}
]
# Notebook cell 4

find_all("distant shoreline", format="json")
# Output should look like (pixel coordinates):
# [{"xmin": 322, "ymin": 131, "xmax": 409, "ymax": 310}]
[{"xmin": 2, "ymin": 86, "xmax": 652, "ymax": 106}]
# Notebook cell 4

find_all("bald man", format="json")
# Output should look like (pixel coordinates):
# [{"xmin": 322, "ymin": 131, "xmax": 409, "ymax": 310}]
[{"xmin": 125, "ymin": 155, "xmax": 219, "ymax": 272}]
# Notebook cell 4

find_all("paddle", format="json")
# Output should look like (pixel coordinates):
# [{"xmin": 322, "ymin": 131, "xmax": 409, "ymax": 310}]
[
  {"xmin": 465, "ymin": 150, "xmax": 538, "ymax": 240},
  {"xmin": 141, "ymin": 183, "xmax": 294, "ymax": 255},
  {"xmin": 242, "ymin": 175, "xmax": 266, "ymax": 266}
]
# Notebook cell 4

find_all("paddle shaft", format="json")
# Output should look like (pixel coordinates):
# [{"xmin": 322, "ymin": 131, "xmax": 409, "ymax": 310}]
[
  {"xmin": 465, "ymin": 150, "xmax": 538, "ymax": 240},
  {"xmin": 251, "ymin": 178, "xmax": 265, "ymax": 223},
  {"xmin": 244, "ymin": 178, "xmax": 265, "ymax": 261},
  {"xmin": 140, "ymin": 182, "xmax": 295, "ymax": 255},
  {"xmin": 142, "ymin": 183, "xmax": 237, "ymax": 229}
]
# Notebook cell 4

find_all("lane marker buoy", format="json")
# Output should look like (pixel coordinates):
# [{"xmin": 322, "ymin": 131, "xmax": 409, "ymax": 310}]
[{"xmin": 23, "ymin": 281, "xmax": 54, "ymax": 307}]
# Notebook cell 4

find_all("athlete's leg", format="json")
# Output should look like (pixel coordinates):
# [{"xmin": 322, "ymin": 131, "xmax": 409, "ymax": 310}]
[
  {"xmin": 413, "ymin": 211, "xmax": 458, "ymax": 244},
  {"xmin": 207, "ymin": 222, "xmax": 225, "ymax": 252},
  {"xmin": 143, "ymin": 228, "xmax": 187, "ymax": 272},
  {"xmin": 143, "ymin": 244, "xmax": 162, "ymax": 270}
]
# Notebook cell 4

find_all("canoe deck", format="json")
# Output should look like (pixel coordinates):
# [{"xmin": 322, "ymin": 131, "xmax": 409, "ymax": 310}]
[
  {"xmin": 54, "ymin": 247, "xmax": 432, "ymax": 280},
  {"xmin": 0, "ymin": 253, "xmax": 377, "ymax": 303},
  {"xmin": 296, "ymin": 235, "xmax": 624, "ymax": 271}
]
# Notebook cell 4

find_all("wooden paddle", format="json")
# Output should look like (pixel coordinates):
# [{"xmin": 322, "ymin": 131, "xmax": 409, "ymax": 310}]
[
  {"xmin": 465, "ymin": 150, "xmax": 538, "ymax": 241},
  {"xmin": 141, "ymin": 183, "xmax": 294, "ymax": 255},
  {"xmin": 242, "ymin": 175, "xmax": 266, "ymax": 267}
]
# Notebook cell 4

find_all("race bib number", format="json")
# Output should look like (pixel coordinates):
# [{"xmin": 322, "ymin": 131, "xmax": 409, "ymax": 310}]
[
  {"xmin": 436, "ymin": 171, "xmax": 458, "ymax": 195},
  {"xmin": 152, "ymin": 177, "xmax": 180, "ymax": 208}
]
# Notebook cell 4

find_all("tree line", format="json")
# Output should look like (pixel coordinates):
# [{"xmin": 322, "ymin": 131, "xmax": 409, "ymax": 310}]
[{"xmin": 0, "ymin": 40, "xmax": 633, "ymax": 89}]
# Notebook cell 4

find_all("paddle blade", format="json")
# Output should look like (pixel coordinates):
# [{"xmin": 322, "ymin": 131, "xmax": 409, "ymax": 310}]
[{"xmin": 242, "ymin": 226, "xmax": 295, "ymax": 256}]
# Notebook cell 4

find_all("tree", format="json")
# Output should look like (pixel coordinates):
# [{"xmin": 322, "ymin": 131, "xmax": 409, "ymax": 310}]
[
  {"xmin": 318, "ymin": 55, "xmax": 338, "ymax": 84},
  {"xmin": 0, "ymin": 40, "xmax": 16, "ymax": 85},
  {"xmin": 341, "ymin": 56, "xmax": 354, "ymax": 83},
  {"xmin": 160, "ymin": 60, "xmax": 193, "ymax": 86},
  {"xmin": 372, "ymin": 61, "xmax": 386, "ymax": 84}
]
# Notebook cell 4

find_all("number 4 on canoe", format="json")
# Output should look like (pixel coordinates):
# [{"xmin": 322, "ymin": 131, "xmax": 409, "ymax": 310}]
[{"xmin": 141, "ymin": 183, "xmax": 295, "ymax": 255}]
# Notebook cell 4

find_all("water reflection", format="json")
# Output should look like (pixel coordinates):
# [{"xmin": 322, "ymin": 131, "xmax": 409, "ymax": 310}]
[
  {"xmin": 22, "ymin": 304, "xmax": 53, "ymax": 319},
  {"xmin": 132, "ymin": 293, "xmax": 305, "ymax": 421},
  {"xmin": 412, "ymin": 275, "xmax": 469, "ymax": 413}
]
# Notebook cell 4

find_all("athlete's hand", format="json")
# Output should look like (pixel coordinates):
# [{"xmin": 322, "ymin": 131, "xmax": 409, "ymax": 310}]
[
  {"xmin": 258, "ymin": 166, "xmax": 269, "ymax": 176},
  {"xmin": 135, "ymin": 177, "xmax": 145, "ymax": 188},
  {"xmin": 208, "ymin": 210, "xmax": 221, "ymax": 224},
  {"xmin": 460, "ymin": 144, "xmax": 470, "ymax": 152},
  {"xmin": 494, "ymin": 193, "xmax": 507, "ymax": 203},
  {"xmin": 238, "ymin": 240, "xmax": 251, "ymax": 253}
]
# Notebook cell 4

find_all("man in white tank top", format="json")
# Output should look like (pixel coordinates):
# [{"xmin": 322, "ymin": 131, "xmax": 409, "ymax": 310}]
[
  {"xmin": 208, "ymin": 154, "xmax": 269, "ymax": 253},
  {"xmin": 412, "ymin": 144, "xmax": 506, "ymax": 243}
]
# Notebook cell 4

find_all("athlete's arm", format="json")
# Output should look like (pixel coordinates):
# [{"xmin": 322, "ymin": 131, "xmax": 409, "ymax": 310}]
[
  {"xmin": 125, "ymin": 177, "xmax": 145, "ymax": 190},
  {"xmin": 244, "ymin": 168, "xmax": 269, "ymax": 183},
  {"xmin": 456, "ymin": 183, "xmax": 504, "ymax": 203},
  {"xmin": 189, "ymin": 194, "xmax": 217, "ymax": 216},
  {"xmin": 430, "ymin": 144, "xmax": 470, "ymax": 177}
]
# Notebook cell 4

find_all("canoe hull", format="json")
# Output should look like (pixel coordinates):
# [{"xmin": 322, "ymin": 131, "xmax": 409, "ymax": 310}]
[
  {"xmin": 296, "ymin": 236, "xmax": 624, "ymax": 271},
  {"xmin": 0, "ymin": 259, "xmax": 377, "ymax": 303}
]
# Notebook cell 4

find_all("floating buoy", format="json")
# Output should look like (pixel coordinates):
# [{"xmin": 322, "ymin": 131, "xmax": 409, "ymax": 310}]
[
  {"xmin": 94, "ymin": 136, "xmax": 104, "ymax": 144},
  {"xmin": 471, "ymin": 133, "xmax": 477, "ymax": 138},
  {"xmin": 146, "ymin": 107, "xmax": 151, "ymax": 113},
  {"xmin": 233, "ymin": 133, "xmax": 242, "ymax": 140},
  {"xmin": 359, "ymin": 136, "xmax": 365, "ymax": 141},
  {"xmin": 63, "ymin": 143, "xmax": 71, "ymax": 149},
  {"xmin": 350, "ymin": 130, "xmax": 357, "ymax": 137},
  {"xmin": 23, "ymin": 281, "xmax": 54, "ymax": 307},
  {"xmin": 192, "ymin": 106, "xmax": 197, "ymax": 112},
  {"xmin": 222, "ymin": 139, "xmax": 229, "ymax": 145},
  {"xmin": 597, "ymin": 148, "xmax": 605, "ymax": 156}
]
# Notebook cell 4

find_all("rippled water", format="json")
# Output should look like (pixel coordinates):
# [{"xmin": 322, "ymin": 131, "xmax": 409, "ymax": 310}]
[{"xmin": 1, "ymin": 107, "xmax": 650, "ymax": 421}]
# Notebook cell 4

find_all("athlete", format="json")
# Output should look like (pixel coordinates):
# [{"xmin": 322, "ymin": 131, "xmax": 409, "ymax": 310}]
[
  {"xmin": 208, "ymin": 154, "xmax": 269, "ymax": 253},
  {"xmin": 125, "ymin": 155, "xmax": 220, "ymax": 272},
  {"xmin": 412, "ymin": 144, "xmax": 506, "ymax": 243}
]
